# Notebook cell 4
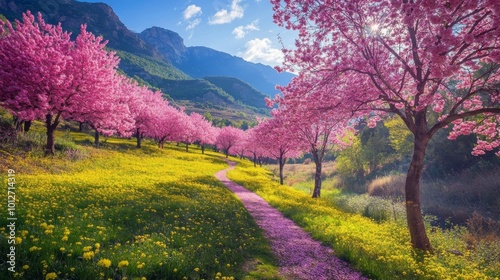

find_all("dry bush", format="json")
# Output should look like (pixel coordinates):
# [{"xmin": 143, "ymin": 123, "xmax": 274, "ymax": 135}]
[
  {"xmin": 367, "ymin": 174, "xmax": 406, "ymax": 198},
  {"xmin": 0, "ymin": 121, "xmax": 16, "ymax": 144},
  {"xmin": 303, "ymin": 158, "xmax": 312, "ymax": 165},
  {"xmin": 466, "ymin": 212, "xmax": 500, "ymax": 244},
  {"xmin": 422, "ymin": 165, "xmax": 500, "ymax": 225},
  {"xmin": 464, "ymin": 212, "xmax": 500, "ymax": 264}
]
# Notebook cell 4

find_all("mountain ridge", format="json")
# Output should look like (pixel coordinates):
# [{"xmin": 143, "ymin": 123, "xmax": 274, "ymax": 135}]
[
  {"xmin": 140, "ymin": 27, "xmax": 295, "ymax": 96},
  {"xmin": 0, "ymin": 0, "xmax": 292, "ymax": 121}
]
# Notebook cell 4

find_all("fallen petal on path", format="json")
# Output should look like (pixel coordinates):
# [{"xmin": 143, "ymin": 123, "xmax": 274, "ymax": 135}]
[{"xmin": 215, "ymin": 161, "xmax": 368, "ymax": 280}]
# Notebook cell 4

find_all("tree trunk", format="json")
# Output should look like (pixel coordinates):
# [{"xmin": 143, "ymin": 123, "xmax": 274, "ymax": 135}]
[
  {"xmin": 201, "ymin": 144, "xmax": 205, "ymax": 154},
  {"xmin": 279, "ymin": 154, "xmax": 285, "ymax": 185},
  {"xmin": 136, "ymin": 128, "xmax": 142, "ymax": 148},
  {"xmin": 24, "ymin": 120, "xmax": 32, "ymax": 132},
  {"xmin": 185, "ymin": 142, "xmax": 189, "ymax": 152},
  {"xmin": 253, "ymin": 153, "xmax": 257, "ymax": 167},
  {"xmin": 94, "ymin": 129, "xmax": 100, "ymax": 148},
  {"xmin": 14, "ymin": 117, "xmax": 23, "ymax": 132},
  {"xmin": 405, "ymin": 134, "xmax": 432, "ymax": 251},
  {"xmin": 79, "ymin": 122, "xmax": 84, "ymax": 132},
  {"xmin": 312, "ymin": 154, "xmax": 322, "ymax": 198},
  {"xmin": 45, "ymin": 114, "xmax": 59, "ymax": 156}
]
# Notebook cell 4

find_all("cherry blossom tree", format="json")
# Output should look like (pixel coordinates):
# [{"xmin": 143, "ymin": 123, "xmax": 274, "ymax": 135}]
[
  {"xmin": 190, "ymin": 112, "xmax": 218, "ymax": 154},
  {"xmin": 0, "ymin": 11, "xmax": 74, "ymax": 155},
  {"xmin": 271, "ymin": 0, "xmax": 500, "ymax": 250},
  {"xmin": 125, "ymin": 79, "xmax": 168, "ymax": 148},
  {"xmin": 66, "ymin": 26, "xmax": 133, "ymax": 147},
  {"xmin": 277, "ymin": 104, "xmax": 349, "ymax": 198},
  {"xmin": 253, "ymin": 113, "xmax": 304, "ymax": 185},
  {"xmin": 0, "ymin": 12, "xmax": 130, "ymax": 153},
  {"xmin": 215, "ymin": 126, "xmax": 245, "ymax": 158},
  {"xmin": 244, "ymin": 127, "xmax": 266, "ymax": 167},
  {"xmin": 177, "ymin": 110, "xmax": 197, "ymax": 152},
  {"xmin": 147, "ymin": 104, "xmax": 184, "ymax": 149}
]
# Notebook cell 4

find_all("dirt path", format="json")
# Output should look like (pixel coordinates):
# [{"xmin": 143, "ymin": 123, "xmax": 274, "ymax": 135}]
[{"xmin": 215, "ymin": 161, "xmax": 368, "ymax": 280}]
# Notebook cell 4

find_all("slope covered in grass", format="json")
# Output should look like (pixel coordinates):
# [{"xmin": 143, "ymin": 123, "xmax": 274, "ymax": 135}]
[
  {"xmin": 227, "ymin": 160, "xmax": 500, "ymax": 280},
  {"xmin": 0, "ymin": 128, "xmax": 279, "ymax": 280}
]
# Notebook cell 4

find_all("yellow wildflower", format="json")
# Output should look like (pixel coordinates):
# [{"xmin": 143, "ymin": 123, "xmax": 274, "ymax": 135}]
[
  {"xmin": 22, "ymin": 265, "xmax": 29, "ymax": 270},
  {"xmin": 83, "ymin": 246, "xmax": 92, "ymax": 252},
  {"xmin": 82, "ymin": 251, "xmax": 94, "ymax": 260},
  {"xmin": 97, "ymin": 258, "xmax": 112, "ymax": 268},
  {"xmin": 118, "ymin": 260, "xmax": 129, "ymax": 268},
  {"xmin": 45, "ymin": 272, "xmax": 57, "ymax": 280}
]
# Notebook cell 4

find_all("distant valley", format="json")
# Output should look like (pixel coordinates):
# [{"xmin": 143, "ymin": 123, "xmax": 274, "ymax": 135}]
[{"xmin": 0, "ymin": 0, "xmax": 295, "ymax": 124}]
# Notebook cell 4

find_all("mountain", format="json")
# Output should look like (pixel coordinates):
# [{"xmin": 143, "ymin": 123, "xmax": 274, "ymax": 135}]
[
  {"xmin": 0, "ymin": 0, "xmax": 163, "ymax": 59},
  {"xmin": 203, "ymin": 76, "xmax": 268, "ymax": 110},
  {"xmin": 139, "ymin": 26, "xmax": 186, "ymax": 64},
  {"xmin": 0, "ymin": 0, "xmax": 289, "ymax": 121},
  {"xmin": 140, "ymin": 27, "xmax": 295, "ymax": 97}
]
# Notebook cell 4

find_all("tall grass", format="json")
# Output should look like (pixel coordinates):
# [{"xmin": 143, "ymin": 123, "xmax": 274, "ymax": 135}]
[
  {"xmin": 228, "ymin": 160, "xmax": 500, "ymax": 280},
  {"xmin": 0, "ymin": 127, "xmax": 279, "ymax": 280}
]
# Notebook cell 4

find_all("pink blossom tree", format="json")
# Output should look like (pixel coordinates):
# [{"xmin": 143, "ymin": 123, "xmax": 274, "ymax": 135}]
[
  {"xmin": 232, "ymin": 130, "xmax": 249, "ymax": 159},
  {"xmin": 0, "ymin": 11, "xmax": 74, "ymax": 155},
  {"xmin": 215, "ymin": 126, "xmax": 245, "ymax": 158},
  {"xmin": 190, "ymin": 112, "xmax": 218, "ymax": 154},
  {"xmin": 272, "ymin": 0, "xmax": 500, "ymax": 250},
  {"xmin": 125, "ymin": 79, "xmax": 168, "ymax": 148},
  {"xmin": 0, "ymin": 12, "xmax": 130, "ymax": 153},
  {"xmin": 276, "ymin": 103, "xmax": 349, "ymax": 198},
  {"xmin": 244, "ymin": 127, "xmax": 267, "ymax": 167},
  {"xmin": 177, "ymin": 110, "xmax": 197, "ymax": 152},
  {"xmin": 65, "ymin": 26, "xmax": 133, "ymax": 147},
  {"xmin": 253, "ymin": 113, "xmax": 304, "ymax": 185},
  {"xmin": 147, "ymin": 104, "xmax": 184, "ymax": 149}
]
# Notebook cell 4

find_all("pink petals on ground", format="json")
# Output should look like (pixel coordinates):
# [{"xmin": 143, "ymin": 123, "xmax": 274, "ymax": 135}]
[{"xmin": 215, "ymin": 161, "xmax": 367, "ymax": 280}]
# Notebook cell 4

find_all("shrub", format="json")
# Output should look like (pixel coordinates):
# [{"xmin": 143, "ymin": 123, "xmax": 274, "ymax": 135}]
[
  {"xmin": 367, "ymin": 174, "xmax": 406, "ymax": 198},
  {"xmin": 0, "ymin": 120, "xmax": 16, "ymax": 144}
]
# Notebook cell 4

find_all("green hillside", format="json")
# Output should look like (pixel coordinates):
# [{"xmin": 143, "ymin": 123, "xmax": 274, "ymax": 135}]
[
  {"xmin": 204, "ymin": 76, "xmax": 268, "ymax": 109},
  {"xmin": 116, "ymin": 50, "xmax": 269, "ymax": 121},
  {"xmin": 0, "ymin": 121, "xmax": 279, "ymax": 280},
  {"xmin": 116, "ymin": 50, "xmax": 191, "ymax": 81}
]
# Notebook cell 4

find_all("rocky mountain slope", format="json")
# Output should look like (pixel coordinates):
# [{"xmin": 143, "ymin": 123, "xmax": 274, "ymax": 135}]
[{"xmin": 0, "ymin": 0, "xmax": 294, "ymax": 121}]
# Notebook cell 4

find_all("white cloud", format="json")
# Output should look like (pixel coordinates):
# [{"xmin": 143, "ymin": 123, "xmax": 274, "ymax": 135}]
[
  {"xmin": 209, "ymin": 0, "xmax": 244, "ymax": 25},
  {"xmin": 232, "ymin": 19, "xmax": 259, "ymax": 39},
  {"xmin": 182, "ymin": 5, "xmax": 202, "ymax": 32},
  {"xmin": 183, "ymin": 5, "xmax": 202, "ymax": 20},
  {"xmin": 233, "ymin": 26, "xmax": 246, "ymax": 39},
  {"xmin": 238, "ymin": 38, "xmax": 283, "ymax": 66},
  {"xmin": 186, "ymin": 18, "xmax": 201, "ymax": 30}
]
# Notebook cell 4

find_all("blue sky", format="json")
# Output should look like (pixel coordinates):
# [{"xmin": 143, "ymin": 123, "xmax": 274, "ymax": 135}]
[{"xmin": 78, "ymin": 0, "xmax": 297, "ymax": 67}]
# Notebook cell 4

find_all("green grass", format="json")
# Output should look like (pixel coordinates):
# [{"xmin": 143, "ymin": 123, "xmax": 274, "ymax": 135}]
[
  {"xmin": 0, "ymin": 125, "xmax": 279, "ymax": 280},
  {"xmin": 227, "ymin": 160, "xmax": 500, "ymax": 280}
]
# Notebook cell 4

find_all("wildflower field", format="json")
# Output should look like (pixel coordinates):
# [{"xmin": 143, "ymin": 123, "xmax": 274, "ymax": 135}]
[
  {"xmin": 227, "ymin": 160, "xmax": 500, "ymax": 280},
  {"xmin": 0, "ymin": 127, "xmax": 279, "ymax": 280}
]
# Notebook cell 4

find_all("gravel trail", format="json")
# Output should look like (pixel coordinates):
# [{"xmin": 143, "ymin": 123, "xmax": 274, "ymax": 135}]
[{"xmin": 215, "ymin": 161, "xmax": 368, "ymax": 280}]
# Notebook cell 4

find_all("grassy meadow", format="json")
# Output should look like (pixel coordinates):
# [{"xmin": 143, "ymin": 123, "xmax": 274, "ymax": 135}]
[
  {"xmin": 228, "ymin": 160, "xmax": 500, "ymax": 280},
  {"xmin": 0, "ymin": 123, "xmax": 279, "ymax": 280}
]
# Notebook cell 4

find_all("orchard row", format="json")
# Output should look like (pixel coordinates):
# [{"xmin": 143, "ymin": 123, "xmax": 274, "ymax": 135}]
[{"xmin": 0, "ymin": 10, "xmax": 334, "ymax": 183}]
